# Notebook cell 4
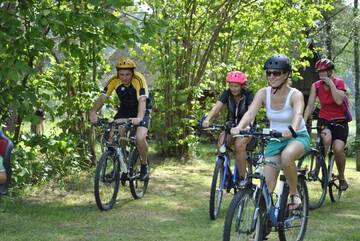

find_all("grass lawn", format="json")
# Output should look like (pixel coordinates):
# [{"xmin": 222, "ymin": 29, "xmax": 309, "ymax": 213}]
[{"xmin": 1, "ymin": 148, "xmax": 360, "ymax": 241}]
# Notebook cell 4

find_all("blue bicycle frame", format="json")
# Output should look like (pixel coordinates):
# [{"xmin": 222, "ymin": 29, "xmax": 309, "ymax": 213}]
[{"xmin": 218, "ymin": 146, "xmax": 239, "ymax": 192}]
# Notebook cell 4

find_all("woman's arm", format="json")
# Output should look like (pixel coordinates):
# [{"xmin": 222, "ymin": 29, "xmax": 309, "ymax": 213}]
[
  {"xmin": 303, "ymin": 84, "xmax": 317, "ymax": 122},
  {"xmin": 231, "ymin": 88, "xmax": 265, "ymax": 133},
  {"xmin": 202, "ymin": 101, "xmax": 225, "ymax": 127},
  {"xmin": 291, "ymin": 90, "xmax": 305, "ymax": 131},
  {"xmin": 323, "ymin": 77, "xmax": 346, "ymax": 105}
]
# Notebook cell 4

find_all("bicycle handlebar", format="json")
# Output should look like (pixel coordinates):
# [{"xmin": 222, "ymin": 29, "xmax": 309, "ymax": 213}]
[
  {"xmin": 288, "ymin": 125, "xmax": 297, "ymax": 138},
  {"xmin": 234, "ymin": 125, "xmax": 297, "ymax": 139},
  {"xmin": 235, "ymin": 129, "xmax": 283, "ymax": 139},
  {"xmin": 95, "ymin": 118, "xmax": 133, "ymax": 129},
  {"xmin": 201, "ymin": 124, "xmax": 226, "ymax": 131}
]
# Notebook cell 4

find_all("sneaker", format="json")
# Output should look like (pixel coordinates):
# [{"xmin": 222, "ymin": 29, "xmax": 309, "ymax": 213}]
[
  {"xmin": 339, "ymin": 179, "xmax": 348, "ymax": 191},
  {"xmin": 288, "ymin": 194, "xmax": 302, "ymax": 211},
  {"xmin": 140, "ymin": 164, "xmax": 149, "ymax": 181}
]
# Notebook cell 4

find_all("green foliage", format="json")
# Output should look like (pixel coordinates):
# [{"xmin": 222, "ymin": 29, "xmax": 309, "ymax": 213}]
[
  {"xmin": 0, "ymin": 0, "xmax": 148, "ymax": 190},
  {"xmin": 142, "ymin": 0, "xmax": 333, "ymax": 157}
]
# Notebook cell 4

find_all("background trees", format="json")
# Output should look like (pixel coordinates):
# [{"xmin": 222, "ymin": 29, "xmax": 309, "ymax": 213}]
[
  {"xmin": 3, "ymin": 0, "xmax": 359, "ymax": 189},
  {"xmin": 143, "ymin": 0, "xmax": 332, "ymax": 157},
  {"xmin": 0, "ymin": 0, "xmax": 146, "ymax": 188}
]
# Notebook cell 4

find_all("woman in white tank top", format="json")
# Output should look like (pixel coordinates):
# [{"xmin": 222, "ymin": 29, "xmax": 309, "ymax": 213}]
[{"xmin": 231, "ymin": 54, "xmax": 310, "ymax": 210}]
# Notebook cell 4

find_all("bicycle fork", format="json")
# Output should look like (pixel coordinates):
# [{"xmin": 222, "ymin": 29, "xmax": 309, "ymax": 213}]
[{"xmin": 251, "ymin": 174, "xmax": 286, "ymax": 230}]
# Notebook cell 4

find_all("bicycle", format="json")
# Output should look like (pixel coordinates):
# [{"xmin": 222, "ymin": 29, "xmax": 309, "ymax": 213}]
[
  {"xmin": 93, "ymin": 118, "xmax": 149, "ymax": 211},
  {"xmin": 223, "ymin": 127, "xmax": 309, "ymax": 241},
  {"xmin": 297, "ymin": 122, "xmax": 346, "ymax": 209},
  {"xmin": 201, "ymin": 123, "xmax": 256, "ymax": 220}
]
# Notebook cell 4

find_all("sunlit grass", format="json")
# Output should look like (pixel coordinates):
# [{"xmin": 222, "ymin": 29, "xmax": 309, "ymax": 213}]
[{"xmin": 0, "ymin": 152, "xmax": 359, "ymax": 240}]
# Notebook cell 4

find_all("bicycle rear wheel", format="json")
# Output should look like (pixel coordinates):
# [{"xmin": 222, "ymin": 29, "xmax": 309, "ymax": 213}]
[
  {"xmin": 328, "ymin": 154, "xmax": 342, "ymax": 202},
  {"xmin": 209, "ymin": 157, "xmax": 226, "ymax": 220},
  {"xmin": 298, "ymin": 149, "xmax": 327, "ymax": 210},
  {"xmin": 223, "ymin": 188, "xmax": 264, "ymax": 241},
  {"xmin": 278, "ymin": 176, "xmax": 309, "ymax": 241},
  {"xmin": 129, "ymin": 148, "xmax": 149, "ymax": 199},
  {"xmin": 94, "ymin": 150, "xmax": 120, "ymax": 211}
]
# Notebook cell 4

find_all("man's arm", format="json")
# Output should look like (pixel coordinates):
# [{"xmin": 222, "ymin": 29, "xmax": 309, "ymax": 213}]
[
  {"xmin": 137, "ymin": 96, "xmax": 146, "ymax": 120},
  {"xmin": 89, "ymin": 95, "xmax": 107, "ymax": 123}
]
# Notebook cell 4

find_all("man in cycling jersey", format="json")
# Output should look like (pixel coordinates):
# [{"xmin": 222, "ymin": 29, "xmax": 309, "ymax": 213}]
[
  {"xmin": 201, "ymin": 71, "xmax": 254, "ymax": 182},
  {"xmin": 231, "ymin": 54, "xmax": 310, "ymax": 210},
  {"xmin": 304, "ymin": 58, "xmax": 349, "ymax": 190},
  {"xmin": 89, "ymin": 57, "xmax": 151, "ymax": 181}
]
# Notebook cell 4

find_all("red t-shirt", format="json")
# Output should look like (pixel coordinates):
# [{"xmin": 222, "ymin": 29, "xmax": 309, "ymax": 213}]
[{"xmin": 315, "ymin": 77, "xmax": 346, "ymax": 121}]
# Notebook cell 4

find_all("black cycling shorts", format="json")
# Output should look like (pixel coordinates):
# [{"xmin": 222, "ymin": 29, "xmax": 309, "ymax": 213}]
[
  {"xmin": 317, "ymin": 118, "xmax": 349, "ymax": 144},
  {"xmin": 114, "ymin": 110, "xmax": 151, "ymax": 129}
]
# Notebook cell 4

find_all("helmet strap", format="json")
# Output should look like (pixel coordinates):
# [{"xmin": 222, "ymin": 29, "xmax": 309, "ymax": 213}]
[{"xmin": 271, "ymin": 72, "xmax": 290, "ymax": 95}]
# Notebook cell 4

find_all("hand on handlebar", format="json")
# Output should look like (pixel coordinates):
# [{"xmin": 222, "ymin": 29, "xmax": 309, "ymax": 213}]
[
  {"xmin": 129, "ymin": 117, "xmax": 142, "ymax": 126},
  {"xmin": 230, "ymin": 126, "xmax": 249, "ymax": 135},
  {"xmin": 202, "ymin": 120, "xmax": 210, "ymax": 128},
  {"xmin": 282, "ymin": 129, "xmax": 292, "ymax": 139}
]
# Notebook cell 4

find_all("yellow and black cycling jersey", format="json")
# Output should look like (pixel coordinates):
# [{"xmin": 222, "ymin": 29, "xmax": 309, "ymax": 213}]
[{"xmin": 102, "ymin": 71, "xmax": 151, "ymax": 118}]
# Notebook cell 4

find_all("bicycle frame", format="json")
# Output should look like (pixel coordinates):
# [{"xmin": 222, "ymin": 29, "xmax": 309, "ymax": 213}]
[
  {"xmin": 234, "ymin": 129, "xmax": 302, "ymax": 228},
  {"xmin": 250, "ymin": 163, "xmax": 286, "ymax": 228},
  {"xmin": 218, "ymin": 147, "xmax": 239, "ymax": 192}
]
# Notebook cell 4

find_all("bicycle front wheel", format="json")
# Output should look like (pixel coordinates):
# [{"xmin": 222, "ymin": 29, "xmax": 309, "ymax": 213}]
[
  {"xmin": 94, "ymin": 150, "xmax": 120, "ymax": 211},
  {"xmin": 278, "ymin": 176, "xmax": 309, "ymax": 241},
  {"xmin": 298, "ymin": 149, "xmax": 327, "ymax": 210},
  {"xmin": 129, "ymin": 148, "xmax": 149, "ymax": 199},
  {"xmin": 328, "ymin": 154, "xmax": 342, "ymax": 202},
  {"xmin": 223, "ymin": 188, "xmax": 264, "ymax": 241},
  {"xmin": 209, "ymin": 157, "xmax": 225, "ymax": 220}
]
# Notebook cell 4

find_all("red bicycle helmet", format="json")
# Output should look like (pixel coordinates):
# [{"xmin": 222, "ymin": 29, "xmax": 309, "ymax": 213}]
[
  {"xmin": 226, "ymin": 71, "xmax": 247, "ymax": 85},
  {"xmin": 315, "ymin": 58, "xmax": 334, "ymax": 71}
]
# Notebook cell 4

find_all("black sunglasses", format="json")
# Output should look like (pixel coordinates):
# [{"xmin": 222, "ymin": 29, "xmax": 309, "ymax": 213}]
[{"xmin": 266, "ymin": 70, "xmax": 284, "ymax": 77}]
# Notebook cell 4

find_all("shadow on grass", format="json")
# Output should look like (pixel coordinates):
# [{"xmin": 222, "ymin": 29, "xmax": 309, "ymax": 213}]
[{"xmin": 0, "ymin": 160, "xmax": 230, "ymax": 241}]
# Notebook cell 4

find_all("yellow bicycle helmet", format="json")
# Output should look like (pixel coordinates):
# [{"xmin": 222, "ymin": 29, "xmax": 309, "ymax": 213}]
[{"xmin": 116, "ymin": 57, "xmax": 136, "ymax": 69}]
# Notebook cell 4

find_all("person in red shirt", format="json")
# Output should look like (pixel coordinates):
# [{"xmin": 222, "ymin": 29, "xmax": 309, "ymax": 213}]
[{"xmin": 304, "ymin": 58, "xmax": 349, "ymax": 190}]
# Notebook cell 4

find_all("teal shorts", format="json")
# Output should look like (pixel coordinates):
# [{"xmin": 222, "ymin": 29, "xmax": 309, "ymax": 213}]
[
  {"xmin": 0, "ymin": 156, "xmax": 4, "ymax": 172},
  {"xmin": 264, "ymin": 130, "xmax": 310, "ymax": 158}
]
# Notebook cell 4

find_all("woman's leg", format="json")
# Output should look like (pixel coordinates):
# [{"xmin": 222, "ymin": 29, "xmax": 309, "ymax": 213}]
[
  {"xmin": 281, "ymin": 141, "xmax": 306, "ymax": 195},
  {"xmin": 234, "ymin": 137, "xmax": 251, "ymax": 179}
]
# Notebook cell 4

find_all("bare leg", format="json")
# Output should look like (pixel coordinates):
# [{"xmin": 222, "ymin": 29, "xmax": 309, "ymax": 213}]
[
  {"xmin": 0, "ymin": 172, "xmax": 6, "ymax": 184},
  {"xmin": 280, "ymin": 141, "xmax": 305, "ymax": 195},
  {"xmin": 333, "ymin": 139, "xmax": 346, "ymax": 180},
  {"xmin": 263, "ymin": 156, "xmax": 281, "ymax": 193},
  {"xmin": 217, "ymin": 131, "xmax": 225, "ymax": 149},
  {"xmin": 136, "ymin": 126, "xmax": 149, "ymax": 165},
  {"xmin": 234, "ymin": 137, "xmax": 251, "ymax": 178},
  {"xmin": 321, "ymin": 129, "xmax": 332, "ymax": 159}
]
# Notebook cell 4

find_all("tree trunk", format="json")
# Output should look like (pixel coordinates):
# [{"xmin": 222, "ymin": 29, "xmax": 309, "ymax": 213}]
[
  {"xmin": 354, "ymin": 0, "xmax": 360, "ymax": 171},
  {"xmin": 324, "ymin": 12, "xmax": 333, "ymax": 59}
]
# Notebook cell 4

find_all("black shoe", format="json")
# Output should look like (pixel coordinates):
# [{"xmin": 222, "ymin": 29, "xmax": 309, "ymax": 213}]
[
  {"xmin": 339, "ymin": 179, "xmax": 348, "ymax": 191},
  {"xmin": 120, "ymin": 172, "xmax": 127, "ymax": 186},
  {"xmin": 140, "ymin": 164, "xmax": 149, "ymax": 181},
  {"xmin": 104, "ymin": 171, "xmax": 115, "ymax": 184}
]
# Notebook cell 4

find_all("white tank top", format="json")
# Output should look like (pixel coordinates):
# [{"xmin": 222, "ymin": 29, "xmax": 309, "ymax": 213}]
[{"xmin": 265, "ymin": 87, "xmax": 307, "ymax": 133}]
